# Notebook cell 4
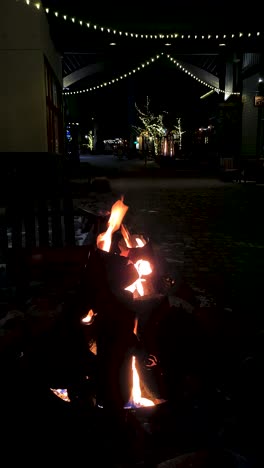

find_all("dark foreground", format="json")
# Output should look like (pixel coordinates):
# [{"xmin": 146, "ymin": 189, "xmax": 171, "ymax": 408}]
[{"xmin": 1, "ymin": 156, "xmax": 264, "ymax": 467}]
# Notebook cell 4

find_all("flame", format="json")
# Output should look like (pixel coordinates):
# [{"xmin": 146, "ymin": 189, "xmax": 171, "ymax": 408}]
[
  {"xmin": 121, "ymin": 224, "xmax": 133, "ymax": 248},
  {"xmin": 135, "ymin": 237, "xmax": 145, "ymax": 248},
  {"xmin": 81, "ymin": 309, "xmax": 95, "ymax": 324},
  {"xmin": 50, "ymin": 388, "xmax": 70, "ymax": 402},
  {"xmin": 97, "ymin": 198, "xmax": 128, "ymax": 252},
  {"xmin": 95, "ymin": 201, "xmax": 155, "ymax": 407},
  {"xmin": 127, "ymin": 318, "xmax": 155, "ymax": 408},
  {"xmin": 133, "ymin": 317, "xmax": 138, "ymax": 335},
  {"xmin": 130, "ymin": 356, "xmax": 154, "ymax": 407},
  {"xmin": 125, "ymin": 258, "xmax": 152, "ymax": 297}
]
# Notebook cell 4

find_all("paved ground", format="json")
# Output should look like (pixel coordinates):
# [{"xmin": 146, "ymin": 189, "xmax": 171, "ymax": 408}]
[{"xmin": 74, "ymin": 155, "xmax": 264, "ymax": 321}]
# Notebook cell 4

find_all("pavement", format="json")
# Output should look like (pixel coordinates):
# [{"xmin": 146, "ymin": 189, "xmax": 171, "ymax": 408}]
[{"xmin": 72, "ymin": 154, "xmax": 264, "ymax": 321}]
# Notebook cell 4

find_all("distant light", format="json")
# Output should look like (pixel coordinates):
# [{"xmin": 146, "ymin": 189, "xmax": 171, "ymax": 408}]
[
  {"xmin": 109, "ymin": 42, "xmax": 116, "ymax": 46},
  {"xmin": 219, "ymin": 43, "xmax": 226, "ymax": 47},
  {"xmin": 259, "ymin": 78, "xmax": 263, "ymax": 83},
  {"xmin": 165, "ymin": 43, "xmax": 171, "ymax": 46}
]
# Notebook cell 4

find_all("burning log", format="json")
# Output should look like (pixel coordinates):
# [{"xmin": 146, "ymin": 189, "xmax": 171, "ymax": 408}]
[
  {"xmin": 94, "ymin": 287, "xmax": 137, "ymax": 410},
  {"xmin": 54, "ymin": 196, "xmax": 171, "ymax": 411},
  {"xmin": 91, "ymin": 196, "xmax": 170, "ymax": 408},
  {"xmin": 96, "ymin": 247, "xmax": 139, "ymax": 292}
]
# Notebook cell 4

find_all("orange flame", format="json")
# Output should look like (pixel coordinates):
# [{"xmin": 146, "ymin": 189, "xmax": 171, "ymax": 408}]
[
  {"xmin": 130, "ymin": 356, "xmax": 155, "ymax": 407},
  {"xmin": 82, "ymin": 309, "xmax": 95, "ymax": 324},
  {"xmin": 127, "ymin": 318, "xmax": 155, "ymax": 408},
  {"xmin": 97, "ymin": 198, "xmax": 128, "ymax": 252},
  {"xmin": 50, "ymin": 388, "xmax": 70, "ymax": 402},
  {"xmin": 121, "ymin": 224, "xmax": 133, "ymax": 248},
  {"xmin": 95, "ymin": 200, "xmax": 155, "ymax": 407},
  {"xmin": 135, "ymin": 237, "xmax": 145, "ymax": 248},
  {"xmin": 125, "ymin": 258, "xmax": 152, "ymax": 298}
]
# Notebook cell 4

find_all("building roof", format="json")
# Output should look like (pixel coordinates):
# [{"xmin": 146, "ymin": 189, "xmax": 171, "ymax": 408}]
[{"xmin": 41, "ymin": 0, "xmax": 263, "ymax": 89}]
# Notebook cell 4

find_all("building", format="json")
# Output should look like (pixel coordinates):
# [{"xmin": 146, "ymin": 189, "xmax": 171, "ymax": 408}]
[
  {"xmin": 241, "ymin": 53, "xmax": 264, "ymax": 160},
  {"xmin": 0, "ymin": 0, "xmax": 63, "ymax": 153}
]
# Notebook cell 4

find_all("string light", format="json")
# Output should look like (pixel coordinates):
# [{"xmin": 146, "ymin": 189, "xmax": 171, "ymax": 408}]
[
  {"xmin": 63, "ymin": 54, "xmax": 163, "ymax": 95},
  {"xmin": 166, "ymin": 53, "xmax": 240, "ymax": 96},
  {"xmin": 63, "ymin": 52, "xmax": 241, "ymax": 97},
  {"xmin": 22, "ymin": 1, "xmax": 262, "ymax": 41}
]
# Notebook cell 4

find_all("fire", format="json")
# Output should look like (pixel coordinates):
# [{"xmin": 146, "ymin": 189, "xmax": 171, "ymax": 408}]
[
  {"xmin": 50, "ymin": 388, "xmax": 70, "ymax": 402},
  {"xmin": 123, "ymin": 233, "xmax": 153, "ymax": 297},
  {"xmin": 127, "ymin": 318, "xmax": 155, "ymax": 408},
  {"xmin": 96, "ymin": 198, "xmax": 153, "ymax": 298},
  {"xmin": 129, "ymin": 356, "xmax": 154, "ymax": 408},
  {"xmin": 95, "ymin": 198, "xmax": 156, "ymax": 408},
  {"xmin": 121, "ymin": 224, "xmax": 133, "ymax": 248},
  {"xmin": 135, "ymin": 237, "xmax": 145, "ymax": 248},
  {"xmin": 97, "ymin": 198, "xmax": 128, "ymax": 252},
  {"xmin": 125, "ymin": 257, "xmax": 152, "ymax": 297},
  {"xmin": 81, "ymin": 309, "xmax": 96, "ymax": 324}
]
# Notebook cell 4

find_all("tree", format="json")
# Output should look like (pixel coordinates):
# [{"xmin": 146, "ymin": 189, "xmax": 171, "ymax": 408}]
[
  {"xmin": 134, "ymin": 98, "xmax": 185, "ymax": 161},
  {"xmin": 133, "ymin": 97, "xmax": 165, "ymax": 159}
]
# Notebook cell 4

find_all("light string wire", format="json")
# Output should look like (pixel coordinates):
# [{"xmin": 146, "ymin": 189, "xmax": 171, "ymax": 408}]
[
  {"xmin": 166, "ymin": 54, "xmax": 240, "ymax": 96},
  {"xmin": 63, "ymin": 53, "xmax": 164, "ymax": 95},
  {"xmin": 23, "ymin": 0, "xmax": 262, "ymax": 41},
  {"xmin": 63, "ymin": 52, "xmax": 241, "ymax": 96}
]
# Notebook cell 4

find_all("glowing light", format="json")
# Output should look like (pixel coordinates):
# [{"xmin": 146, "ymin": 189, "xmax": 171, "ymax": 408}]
[
  {"xmin": 127, "ymin": 356, "xmax": 154, "ymax": 408},
  {"xmin": 50, "ymin": 388, "xmax": 70, "ymax": 402},
  {"xmin": 97, "ymin": 198, "xmax": 128, "ymax": 252},
  {"xmin": 25, "ymin": 3, "xmax": 261, "ymax": 42},
  {"xmin": 81, "ymin": 309, "xmax": 96, "ymax": 324}
]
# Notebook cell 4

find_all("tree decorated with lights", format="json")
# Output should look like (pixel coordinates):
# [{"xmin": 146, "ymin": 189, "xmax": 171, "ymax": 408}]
[
  {"xmin": 134, "ymin": 97, "xmax": 165, "ymax": 157},
  {"xmin": 87, "ymin": 130, "xmax": 93, "ymax": 151},
  {"xmin": 173, "ymin": 117, "xmax": 185, "ymax": 150},
  {"xmin": 134, "ymin": 98, "xmax": 185, "ymax": 158}
]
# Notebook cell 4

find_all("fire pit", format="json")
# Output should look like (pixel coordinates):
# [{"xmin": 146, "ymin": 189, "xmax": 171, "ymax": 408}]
[
  {"xmin": 45, "ymin": 197, "xmax": 225, "ymax": 467},
  {"xmin": 50, "ymin": 197, "xmax": 170, "ymax": 412}
]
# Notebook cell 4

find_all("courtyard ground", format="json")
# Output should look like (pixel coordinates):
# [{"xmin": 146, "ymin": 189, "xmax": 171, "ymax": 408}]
[{"xmin": 74, "ymin": 155, "xmax": 264, "ymax": 324}]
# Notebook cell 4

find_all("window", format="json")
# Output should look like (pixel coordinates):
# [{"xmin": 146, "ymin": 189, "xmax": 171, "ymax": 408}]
[{"xmin": 44, "ymin": 57, "xmax": 63, "ymax": 154}]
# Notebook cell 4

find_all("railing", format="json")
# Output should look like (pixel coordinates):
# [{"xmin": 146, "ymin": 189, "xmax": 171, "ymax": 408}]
[{"xmin": 0, "ymin": 153, "xmax": 75, "ymax": 260}]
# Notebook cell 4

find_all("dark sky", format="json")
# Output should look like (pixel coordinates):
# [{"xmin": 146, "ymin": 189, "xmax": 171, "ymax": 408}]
[{"xmin": 43, "ymin": 0, "xmax": 263, "ymax": 32}]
